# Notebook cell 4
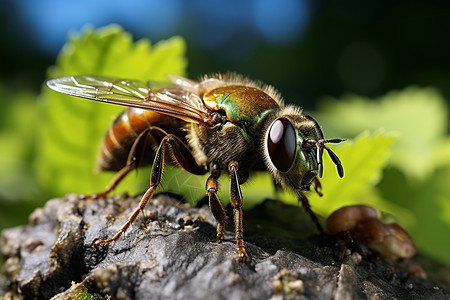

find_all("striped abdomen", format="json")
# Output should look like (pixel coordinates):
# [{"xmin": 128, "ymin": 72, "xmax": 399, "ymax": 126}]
[{"xmin": 97, "ymin": 107, "xmax": 186, "ymax": 171}]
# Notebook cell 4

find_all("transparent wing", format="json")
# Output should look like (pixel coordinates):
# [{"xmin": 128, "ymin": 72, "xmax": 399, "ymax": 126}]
[{"xmin": 46, "ymin": 75, "xmax": 214, "ymax": 125}]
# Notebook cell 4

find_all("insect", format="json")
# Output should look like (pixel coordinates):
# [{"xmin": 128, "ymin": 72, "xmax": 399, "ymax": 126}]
[{"xmin": 46, "ymin": 73, "xmax": 345, "ymax": 261}]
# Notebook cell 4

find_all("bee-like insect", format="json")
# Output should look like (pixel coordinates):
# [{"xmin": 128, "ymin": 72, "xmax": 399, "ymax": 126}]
[{"xmin": 46, "ymin": 73, "xmax": 344, "ymax": 261}]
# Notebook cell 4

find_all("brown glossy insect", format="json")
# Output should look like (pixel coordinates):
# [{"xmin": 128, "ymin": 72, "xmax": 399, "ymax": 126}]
[{"xmin": 46, "ymin": 73, "xmax": 345, "ymax": 261}]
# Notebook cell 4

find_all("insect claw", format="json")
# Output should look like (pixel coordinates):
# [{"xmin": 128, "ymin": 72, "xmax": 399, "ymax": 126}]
[
  {"xmin": 94, "ymin": 239, "xmax": 112, "ymax": 248},
  {"xmin": 80, "ymin": 193, "xmax": 106, "ymax": 200},
  {"xmin": 313, "ymin": 177, "xmax": 323, "ymax": 196}
]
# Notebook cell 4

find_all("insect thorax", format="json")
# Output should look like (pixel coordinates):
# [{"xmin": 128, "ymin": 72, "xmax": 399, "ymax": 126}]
[{"xmin": 186, "ymin": 121, "xmax": 260, "ymax": 175}]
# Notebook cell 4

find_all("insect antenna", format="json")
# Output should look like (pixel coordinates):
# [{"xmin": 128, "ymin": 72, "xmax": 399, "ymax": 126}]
[
  {"xmin": 308, "ymin": 138, "xmax": 346, "ymax": 178},
  {"xmin": 322, "ymin": 143, "xmax": 344, "ymax": 178}
]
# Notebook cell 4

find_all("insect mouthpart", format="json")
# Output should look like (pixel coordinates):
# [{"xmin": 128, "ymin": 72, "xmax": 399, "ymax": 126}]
[{"xmin": 300, "ymin": 170, "xmax": 317, "ymax": 191}]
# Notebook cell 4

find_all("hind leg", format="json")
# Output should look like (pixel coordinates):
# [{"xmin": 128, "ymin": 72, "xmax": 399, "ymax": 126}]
[
  {"xmin": 94, "ymin": 130, "xmax": 207, "ymax": 246},
  {"xmin": 81, "ymin": 128, "xmax": 154, "ymax": 200}
]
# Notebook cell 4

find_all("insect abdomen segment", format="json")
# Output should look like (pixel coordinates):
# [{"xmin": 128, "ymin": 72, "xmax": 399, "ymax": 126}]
[{"xmin": 97, "ymin": 107, "xmax": 184, "ymax": 171}]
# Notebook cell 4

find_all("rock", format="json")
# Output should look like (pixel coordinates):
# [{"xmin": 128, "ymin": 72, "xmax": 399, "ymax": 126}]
[{"xmin": 1, "ymin": 193, "xmax": 449, "ymax": 299}]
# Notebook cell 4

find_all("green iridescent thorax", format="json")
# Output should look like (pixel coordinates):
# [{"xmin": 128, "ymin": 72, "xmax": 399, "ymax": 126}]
[{"xmin": 203, "ymin": 85, "xmax": 279, "ymax": 129}]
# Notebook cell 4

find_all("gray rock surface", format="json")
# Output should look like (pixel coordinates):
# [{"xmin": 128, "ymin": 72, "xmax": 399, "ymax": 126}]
[{"xmin": 1, "ymin": 193, "xmax": 449, "ymax": 299}]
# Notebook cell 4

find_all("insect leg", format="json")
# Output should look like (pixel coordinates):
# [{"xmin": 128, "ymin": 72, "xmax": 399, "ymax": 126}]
[
  {"xmin": 81, "ymin": 128, "xmax": 152, "ymax": 200},
  {"xmin": 297, "ymin": 191, "xmax": 325, "ymax": 234},
  {"xmin": 228, "ymin": 161, "xmax": 249, "ymax": 262},
  {"xmin": 313, "ymin": 177, "xmax": 323, "ymax": 197},
  {"xmin": 94, "ymin": 131, "xmax": 207, "ymax": 247},
  {"xmin": 206, "ymin": 173, "xmax": 227, "ymax": 239}
]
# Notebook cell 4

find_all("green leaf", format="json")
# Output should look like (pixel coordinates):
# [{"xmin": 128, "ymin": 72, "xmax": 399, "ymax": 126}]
[
  {"xmin": 35, "ymin": 25, "xmax": 187, "ymax": 197},
  {"xmin": 317, "ymin": 87, "xmax": 448, "ymax": 181},
  {"xmin": 379, "ymin": 166, "xmax": 450, "ymax": 265}
]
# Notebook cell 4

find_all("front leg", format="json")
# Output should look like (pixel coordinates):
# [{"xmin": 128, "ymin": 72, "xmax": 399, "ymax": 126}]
[
  {"xmin": 297, "ymin": 191, "xmax": 325, "ymax": 234},
  {"xmin": 228, "ymin": 161, "xmax": 249, "ymax": 262},
  {"xmin": 206, "ymin": 173, "xmax": 227, "ymax": 240}
]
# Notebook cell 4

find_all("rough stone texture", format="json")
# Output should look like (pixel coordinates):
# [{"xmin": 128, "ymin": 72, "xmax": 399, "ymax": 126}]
[{"xmin": 1, "ymin": 193, "xmax": 449, "ymax": 299}]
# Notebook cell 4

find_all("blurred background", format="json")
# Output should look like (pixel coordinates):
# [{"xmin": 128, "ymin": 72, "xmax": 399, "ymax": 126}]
[
  {"xmin": 3, "ymin": 0, "xmax": 450, "ymax": 102},
  {"xmin": 1, "ymin": 0, "xmax": 449, "ymax": 265}
]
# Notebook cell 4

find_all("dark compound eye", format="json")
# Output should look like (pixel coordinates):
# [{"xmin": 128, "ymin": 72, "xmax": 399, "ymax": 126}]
[{"xmin": 267, "ymin": 118, "xmax": 296, "ymax": 172}]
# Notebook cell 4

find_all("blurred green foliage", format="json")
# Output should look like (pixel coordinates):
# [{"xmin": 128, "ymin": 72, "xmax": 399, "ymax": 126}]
[
  {"xmin": 1, "ymin": 25, "xmax": 449, "ymax": 266},
  {"xmin": 0, "ymin": 85, "xmax": 41, "ymax": 229},
  {"xmin": 317, "ymin": 88, "xmax": 450, "ymax": 181}
]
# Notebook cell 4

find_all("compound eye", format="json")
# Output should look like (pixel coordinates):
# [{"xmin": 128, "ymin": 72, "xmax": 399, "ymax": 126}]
[{"xmin": 267, "ymin": 118, "xmax": 296, "ymax": 172}]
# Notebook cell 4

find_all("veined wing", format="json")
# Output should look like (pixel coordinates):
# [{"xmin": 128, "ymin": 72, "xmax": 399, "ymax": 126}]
[{"xmin": 46, "ymin": 75, "xmax": 214, "ymax": 126}]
